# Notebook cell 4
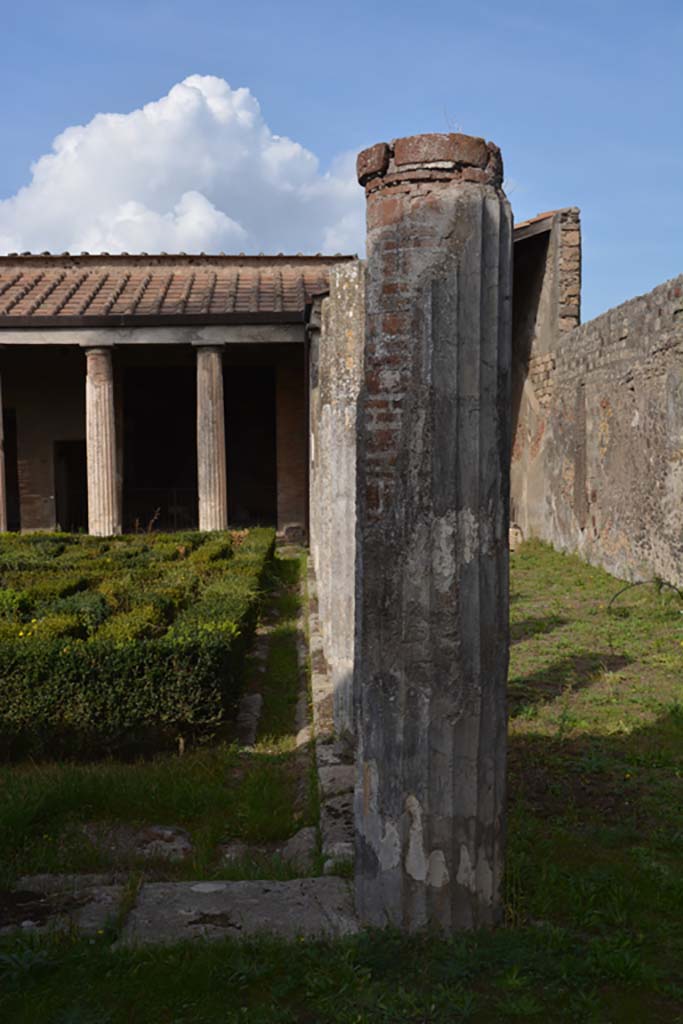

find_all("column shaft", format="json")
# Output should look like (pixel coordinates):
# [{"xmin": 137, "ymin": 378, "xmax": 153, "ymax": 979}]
[
  {"xmin": 354, "ymin": 134, "xmax": 512, "ymax": 931},
  {"xmin": 196, "ymin": 346, "xmax": 228, "ymax": 531},
  {"xmin": 85, "ymin": 348, "xmax": 121, "ymax": 536}
]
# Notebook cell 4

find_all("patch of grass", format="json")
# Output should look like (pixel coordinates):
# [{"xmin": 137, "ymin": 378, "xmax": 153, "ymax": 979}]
[
  {"xmin": 504, "ymin": 541, "xmax": 683, "ymax": 1019},
  {"xmin": 0, "ymin": 741, "xmax": 248, "ymax": 884},
  {"xmin": 256, "ymin": 554, "xmax": 304, "ymax": 741},
  {"xmin": 2, "ymin": 922, "xmax": 682, "ymax": 1023}
]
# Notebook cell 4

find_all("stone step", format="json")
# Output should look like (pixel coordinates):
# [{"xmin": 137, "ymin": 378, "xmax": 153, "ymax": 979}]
[{"xmin": 120, "ymin": 877, "xmax": 358, "ymax": 945}]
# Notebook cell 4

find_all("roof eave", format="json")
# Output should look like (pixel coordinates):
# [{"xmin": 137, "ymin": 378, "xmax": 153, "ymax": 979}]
[{"xmin": 0, "ymin": 311, "xmax": 307, "ymax": 330}]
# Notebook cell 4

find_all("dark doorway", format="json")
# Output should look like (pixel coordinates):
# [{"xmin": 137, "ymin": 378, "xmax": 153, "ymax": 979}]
[
  {"xmin": 123, "ymin": 366, "xmax": 198, "ymax": 531},
  {"xmin": 226, "ymin": 367, "xmax": 277, "ymax": 526},
  {"xmin": 511, "ymin": 230, "xmax": 550, "ymax": 444},
  {"xmin": 54, "ymin": 440, "xmax": 87, "ymax": 532},
  {"xmin": 4, "ymin": 409, "xmax": 21, "ymax": 531}
]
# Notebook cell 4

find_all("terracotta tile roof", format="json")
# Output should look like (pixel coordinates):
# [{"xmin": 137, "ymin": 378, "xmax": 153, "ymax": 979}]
[
  {"xmin": 0, "ymin": 254, "xmax": 352, "ymax": 327},
  {"xmin": 514, "ymin": 210, "xmax": 560, "ymax": 232}
]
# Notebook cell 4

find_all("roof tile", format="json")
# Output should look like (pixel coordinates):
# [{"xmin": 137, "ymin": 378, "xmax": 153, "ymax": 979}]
[{"xmin": 0, "ymin": 253, "xmax": 352, "ymax": 326}]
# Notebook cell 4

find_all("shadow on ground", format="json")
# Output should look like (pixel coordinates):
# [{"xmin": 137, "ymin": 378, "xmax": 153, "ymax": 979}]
[
  {"xmin": 508, "ymin": 652, "xmax": 632, "ymax": 718},
  {"xmin": 510, "ymin": 614, "xmax": 569, "ymax": 645}
]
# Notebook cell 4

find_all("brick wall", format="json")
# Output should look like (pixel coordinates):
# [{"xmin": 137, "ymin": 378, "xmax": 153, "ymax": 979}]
[{"xmin": 558, "ymin": 208, "xmax": 582, "ymax": 333}]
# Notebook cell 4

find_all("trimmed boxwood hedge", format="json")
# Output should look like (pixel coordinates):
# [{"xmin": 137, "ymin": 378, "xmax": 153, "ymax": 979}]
[{"xmin": 0, "ymin": 528, "xmax": 275, "ymax": 758}]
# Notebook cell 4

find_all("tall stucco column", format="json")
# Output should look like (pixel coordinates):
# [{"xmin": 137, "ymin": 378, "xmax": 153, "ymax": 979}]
[
  {"xmin": 354, "ymin": 134, "xmax": 513, "ymax": 930},
  {"xmin": 85, "ymin": 347, "xmax": 121, "ymax": 536},
  {"xmin": 196, "ymin": 345, "xmax": 228, "ymax": 531},
  {"xmin": 0, "ymin": 369, "xmax": 7, "ymax": 532}
]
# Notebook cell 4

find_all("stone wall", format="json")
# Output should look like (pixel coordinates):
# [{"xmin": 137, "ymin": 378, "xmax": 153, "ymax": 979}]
[
  {"xmin": 511, "ymin": 210, "xmax": 579, "ymax": 542},
  {"xmin": 512, "ymin": 243, "xmax": 683, "ymax": 586},
  {"xmin": 308, "ymin": 261, "xmax": 364, "ymax": 739}
]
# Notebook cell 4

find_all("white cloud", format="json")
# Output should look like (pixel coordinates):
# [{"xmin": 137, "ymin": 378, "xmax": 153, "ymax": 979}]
[{"xmin": 0, "ymin": 75, "xmax": 365, "ymax": 256}]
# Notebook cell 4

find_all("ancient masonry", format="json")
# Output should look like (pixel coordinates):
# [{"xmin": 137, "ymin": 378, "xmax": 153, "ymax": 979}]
[
  {"xmin": 308, "ymin": 261, "xmax": 364, "ymax": 740},
  {"xmin": 511, "ymin": 211, "xmax": 683, "ymax": 587},
  {"xmin": 351, "ymin": 134, "xmax": 511, "ymax": 929}
]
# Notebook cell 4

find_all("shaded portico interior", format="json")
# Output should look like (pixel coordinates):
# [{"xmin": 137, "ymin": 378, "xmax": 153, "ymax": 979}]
[{"xmin": 0, "ymin": 341, "xmax": 307, "ymax": 536}]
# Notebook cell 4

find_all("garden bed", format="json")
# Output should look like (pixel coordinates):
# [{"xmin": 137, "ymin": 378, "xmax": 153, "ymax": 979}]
[
  {"xmin": 0, "ymin": 528, "xmax": 275, "ymax": 758},
  {"xmin": 0, "ymin": 549, "xmax": 315, "ymax": 890}
]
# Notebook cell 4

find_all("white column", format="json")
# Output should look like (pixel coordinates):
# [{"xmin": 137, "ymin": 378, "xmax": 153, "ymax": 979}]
[
  {"xmin": 196, "ymin": 345, "xmax": 228, "ymax": 531},
  {"xmin": 85, "ymin": 347, "xmax": 121, "ymax": 536}
]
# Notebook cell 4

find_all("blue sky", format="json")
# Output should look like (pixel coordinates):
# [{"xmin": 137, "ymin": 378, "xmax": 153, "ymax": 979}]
[{"xmin": 1, "ymin": 0, "xmax": 681, "ymax": 321}]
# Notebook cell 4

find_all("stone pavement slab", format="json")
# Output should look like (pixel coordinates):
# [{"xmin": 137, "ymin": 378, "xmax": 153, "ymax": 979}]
[
  {"xmin": 1, "ymin": 875, "xmax": 123, "ymax": 936},
  {"xmin": 120, "ymin": 876, "xmax": 358, "ymax": 945}
]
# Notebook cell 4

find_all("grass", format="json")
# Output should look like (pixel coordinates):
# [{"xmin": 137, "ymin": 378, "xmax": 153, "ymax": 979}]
[
  {"xmin": 1, "ymin": 541, "xmax": 682, "ymax": 1022},
  {"xmin": 0, "ymin": 551, "xmax": 316, "ymax": 887},
  {"xmin": 257, "ymin": 555, "xmax": 305, "ymax": 743},
  {"xmin": 502, "ymin": 541, "xmax": 683, "ymax": 1021}
]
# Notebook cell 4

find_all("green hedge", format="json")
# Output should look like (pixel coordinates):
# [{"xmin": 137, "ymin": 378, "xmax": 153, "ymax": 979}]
[{"xmin": 0, "ymin": 528, "xmax": 275, "ymax": 758}]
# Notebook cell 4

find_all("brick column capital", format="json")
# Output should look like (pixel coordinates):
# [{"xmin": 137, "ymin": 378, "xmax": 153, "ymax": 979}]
[{"xmin": 357, "ymin": 133, "xmax": 504, "ymax": 192}]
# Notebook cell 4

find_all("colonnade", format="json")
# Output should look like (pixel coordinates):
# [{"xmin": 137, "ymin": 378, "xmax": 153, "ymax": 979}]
[
  {"xmin": 0, "ymin": 345, "xmax": 224, "ymax": 537},
  {"xmin": 83, "ymin": 344, "xmax": 227, "ymax": 536}
]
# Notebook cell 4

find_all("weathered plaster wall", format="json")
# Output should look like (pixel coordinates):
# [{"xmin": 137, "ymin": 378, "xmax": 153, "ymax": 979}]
[
  {"xmin": 512, "ymin": 237, "xmax": 683, "ymax": 586},
  {"xmin": 309, "ymin": 260, "xmax": 364, "ymax": 739}
]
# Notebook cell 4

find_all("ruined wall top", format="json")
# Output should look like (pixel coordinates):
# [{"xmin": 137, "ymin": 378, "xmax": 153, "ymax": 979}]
[{"xmin": 357, "ymin": 133, "xmax": 504, "ymax": 193}]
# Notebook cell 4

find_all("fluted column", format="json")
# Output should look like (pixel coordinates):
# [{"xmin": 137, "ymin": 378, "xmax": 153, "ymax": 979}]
[
  {"xmin": 196, "ymin": 345, "xmax": 228, "ymax": 531},
  {"xmin": 354, "ymin": 134, "xmax": 512, "ymax": 931},
  {"xmin": 0, "ymin": 368, "xmax": 7, "ymax": 532},
  {"xmin": 85, "ymin": 347, "xmax": 121, "ymax": 537}
]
